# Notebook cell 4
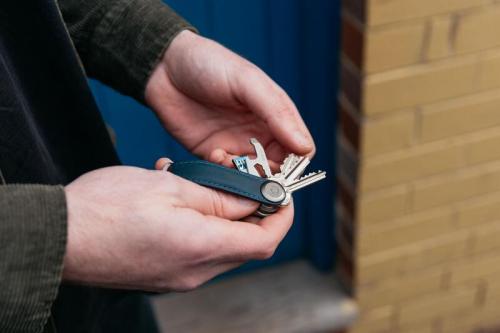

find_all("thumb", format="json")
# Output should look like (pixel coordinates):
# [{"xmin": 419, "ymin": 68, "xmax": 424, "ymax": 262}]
[
  {"xmin": 234, "ymin": 67, "xmax": 316, "ymax": 157},
  {"xmin": 156, "ymin": 157, "xmax": 259, "ymax": 220}
]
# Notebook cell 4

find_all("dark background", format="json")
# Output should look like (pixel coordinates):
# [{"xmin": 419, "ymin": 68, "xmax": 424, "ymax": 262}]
[{"xmin": 89, "ymin": 0, "xmax": 341, "ymax": 273}]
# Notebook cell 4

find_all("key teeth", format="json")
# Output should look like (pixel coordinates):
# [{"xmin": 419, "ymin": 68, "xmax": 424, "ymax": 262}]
[
  {"xmin": 300, "ymin": 170, "xmax": 323, "ymax": 179},
  {"xmin": 278, "ymin": 153, "xmax": 300, "ymax": 175}
]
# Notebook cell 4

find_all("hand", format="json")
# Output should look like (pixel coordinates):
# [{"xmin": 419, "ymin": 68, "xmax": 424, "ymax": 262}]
[
  {"xmin": 63, "ymin": 163, "xmax": 293, "ymax": 291},
  {"xmin": 145, "ymin": 30, "xmax": 315, "ymax": 169}
]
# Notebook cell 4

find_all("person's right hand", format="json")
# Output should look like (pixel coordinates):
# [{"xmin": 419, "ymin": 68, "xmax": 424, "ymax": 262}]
[{"xmin": 62, "ymin": 164, "xmax": 293, "ymax": 292}]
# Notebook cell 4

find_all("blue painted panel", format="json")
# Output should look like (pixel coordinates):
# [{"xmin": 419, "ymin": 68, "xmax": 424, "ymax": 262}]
[
  {"xmin": 89, "ymin": 0, "xmax": 341, "ymax": 273},
  {"xmin": 299, "ymin": 0, "xmax": 342, "ymax": 270}
]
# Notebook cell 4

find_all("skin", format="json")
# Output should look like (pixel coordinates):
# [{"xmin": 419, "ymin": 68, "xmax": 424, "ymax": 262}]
[
  {"xmin": 63, "ymin": 30, "xmax": 314, "ymax": 292},
  {"xmin": 145, "ymin": 30, "xmax": 315, "ymax": 167}
]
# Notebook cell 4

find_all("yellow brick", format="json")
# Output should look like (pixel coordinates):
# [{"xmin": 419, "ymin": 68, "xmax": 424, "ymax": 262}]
[
  {"xmin": 358, "ymin": 231, "xmax": 468, "ymax": 282},
  {"xmin": 456, "ymin": 190, "xmax": 500, "ymax": 227},
  {"xmin": 357, "ymin": 185, "xmax": 409, "ymax": 225},
  {"xmin": 358, "ymin": 208, "xmax": 454, "ymax": 255},
  {"xmin": 412, "ymin": 161, "xmax": 500, "ymax": 211},
  {"xmin": 357, "ymin": 268, "xmax": 444, "ymax": 309},
  {"xmin": 450, "ymin": 252, "xmax": 500, "ymax": 286},
  {"xmin": 400, "ymin": 322, "xmax": 436, "ymax": 333},
  {"xmin": 480, "ymin": 309, "xmax": 500, "ymax": 328},
  {"xmin": 398, "ymin": 287, "xmax": 477, "ymax": 326},
  {"xmin": 455, "ymin": 6, "xmax": 500, "ymax": 54},
  {"xmin": 360, "ymin": 142, "xmax": 462, "ymax": 191},
  {"xmin": 426, "ymin": 15, "xmax": 453, "ymax": 61},
  {"xmin": 351, "ymin": 306, "xmax": 395, "ymax": 333},
  {"xmin": 365, "ymin": 21, "xmax": 425, "ymax": 73},
  {"xmin": 478, "ymin": 49, "xmax": 500, "ymax": 91},
  {"xmin": 472, "ymin": 270, "xmax": 500, "ymax": 288},
  {"xmin": 471, "ymin": 220, "xmax": 500, "ymax": 255},
  {"xmin": 484, "ymin": 279, "xmax": 500, "ymax": 306},
  {"xmin": 363, "ymin": 55, "xmax": 477, "ymax": 114},
  {"xmin": 441, "ymin": 308, "xmax": 500, "ymax": 333},
  {"xmin": 362, "ymin": 111, "xmax": 415, "ymax": 157},
  {"xmin": 367, "ymin": 0, "xmax": 485, "ymax": 26},
  {"xmin": 441, "ymin": 317, "xmax": 477, "ymax": 333},
  {"xmin": 463, "ymin": 128, "xmax": 500, "ymax": 165},
  {"xmin": 420, "ymin": 88, "xmax": 500, "ymax": 142}
]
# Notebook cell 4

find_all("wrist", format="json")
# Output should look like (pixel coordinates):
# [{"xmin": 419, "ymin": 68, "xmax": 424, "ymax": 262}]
[{"xmin": 145, "ymin": 29, "xmax": 197, "ymax": 105}]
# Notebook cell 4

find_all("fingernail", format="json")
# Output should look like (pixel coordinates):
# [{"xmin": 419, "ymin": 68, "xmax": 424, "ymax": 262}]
[{"xmin": 161, "ymin": 158, "xmax": 174, "ymax": 171}]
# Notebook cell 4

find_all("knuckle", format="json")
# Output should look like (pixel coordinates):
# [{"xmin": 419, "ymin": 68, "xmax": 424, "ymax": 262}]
[
  {"xmin": 160, "ymin": 274, "xmax": 204, "ymax": 292},
  {"xmin": 240, "ymin": 65, "xmax": 270, "ymax": 90},
  {"xmin": 189, "ymin": 242, "xmax": 210, "ymax": 261},
  {"xmin": 178, "ymin": 275, "xmax": 203, "ymax": 291},
  {"xmin": 255, "ymin": 239, "xmax": 278, "ymax": 260},
  {"xmin": 273, "ymin": 99, "xmax": 294, "ymax": 120},
  {"xmin": 274, "ymin": 104, "xmax": 288, "ymax": 117},
  {"xmin": 209, "ymin": 190, "xmax": 227, "ymax": 217},
  {"xmin": 241, "ymin": 65, "xmax": 260, "ymax": 80}
]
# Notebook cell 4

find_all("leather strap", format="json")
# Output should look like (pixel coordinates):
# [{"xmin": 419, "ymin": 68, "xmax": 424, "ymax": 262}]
[{"xmin": 169, "ymin": 161, "xmax": 284, "ymax": 205}]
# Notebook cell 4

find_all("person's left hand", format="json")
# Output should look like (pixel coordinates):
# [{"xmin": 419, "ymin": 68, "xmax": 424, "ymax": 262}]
[{"xmin": 145, "ymin": 30, "xmax": 315, "ymax": 169}]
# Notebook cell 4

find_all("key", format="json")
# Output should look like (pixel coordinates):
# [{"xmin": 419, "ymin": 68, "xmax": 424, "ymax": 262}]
[
  {"xmin": 282, "ymin": 156, "xmax": 311, "ymax": 186},
  {"xmin": 281, "ymin": 171, "xmax": 327, "ymax": 204},
  {"xmin": 279, "ymin": 154, "xmax": 299, "ymax": 177},
  {"xmin": 231, "ymin": 137, "xmax": 326, "ymax": 216},
  {"xmin": 270, "ymin": 154, "xmax": 302, "ymax": 184},
  {"xmin": 270, "ymin": 154, "xmax": 327, "ymax": 206}
]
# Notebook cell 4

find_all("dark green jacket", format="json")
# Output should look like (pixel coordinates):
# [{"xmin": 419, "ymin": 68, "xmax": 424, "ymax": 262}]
[{"xmin": 0, "ymin": 0, "xmax": 193, "ymax": 332}]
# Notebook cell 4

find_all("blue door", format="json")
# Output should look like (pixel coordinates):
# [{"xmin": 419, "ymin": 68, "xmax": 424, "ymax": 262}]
[{"xmin": 90, "ymin": 0, "xmax": 341, "ymax": 272}]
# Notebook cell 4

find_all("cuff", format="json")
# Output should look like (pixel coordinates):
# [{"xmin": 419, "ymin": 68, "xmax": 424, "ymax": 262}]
[
  {"xmin": 0, "ymin": 185, "xmax": 67, "ymax": 332},
  {"xmin": 86, "ymin": 0, "xmax": 197, "ymax": 103}
]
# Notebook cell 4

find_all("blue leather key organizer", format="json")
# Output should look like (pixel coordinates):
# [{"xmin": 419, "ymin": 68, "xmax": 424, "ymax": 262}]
[
  {"xmin": 167, "ymin": 138, "xmax": 326, "ymax": 216},
  {"xmin": 169, "ymin": 160, "xmax": 286, "ymax": 209}
]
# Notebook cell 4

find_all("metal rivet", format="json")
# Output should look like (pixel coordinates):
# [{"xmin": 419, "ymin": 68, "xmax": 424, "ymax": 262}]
[{"xmin": 261, "ymin": 181, "xmax": 286, "ymax": 203}]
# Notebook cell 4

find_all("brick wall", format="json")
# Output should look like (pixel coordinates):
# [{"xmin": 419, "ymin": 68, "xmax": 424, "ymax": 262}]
[{"xmin": 337, "ymin": 1, "xmax": 500, "ymax": 332}]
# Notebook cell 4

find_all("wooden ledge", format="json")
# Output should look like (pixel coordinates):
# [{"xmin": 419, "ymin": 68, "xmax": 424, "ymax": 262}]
[{"xmin": 152, "ymin": 260, "xmax": 358, "ymax": 332}]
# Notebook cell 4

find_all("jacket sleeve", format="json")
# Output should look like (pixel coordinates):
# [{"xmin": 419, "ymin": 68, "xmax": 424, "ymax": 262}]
[
  {"xmin": 0, "ymin": 185, "xmax": 67, "ymax": 333},
  {"xmin": 57, "ymin": 0, "xmax": 196, "ymax": 102}
]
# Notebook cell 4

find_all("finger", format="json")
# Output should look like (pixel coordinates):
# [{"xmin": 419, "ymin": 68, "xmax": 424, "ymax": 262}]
[
  {"xmin": 164, "ymin": 171, "xmax": 259, "ymax": 220},
  {"xmin": 155, "ymin": 157, "xmax": 173, "ymax": 170},
  {"xmin": 208, "ymin": 148, "xmax": 282, "ymax": 174},
  {"xmin": 251, "ymin": 200, "xmax": 294, "ymax": 244},
  {"xmin": 234, "ymin": 68, "xmax": 316, "ymax": 157},
  {"xmin": 208, "ymin": 148, "xmax": 239, "ymax": 168},
  {"xmin": 212, "ymin": 201, "xmax": 295, "ymax": 261},
  {"xmin": 265, "ymin": 140, "xmax": 287, "ymax": 163}
]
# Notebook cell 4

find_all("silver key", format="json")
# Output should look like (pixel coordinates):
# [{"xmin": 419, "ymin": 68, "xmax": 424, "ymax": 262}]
[
  {"xmin": 277, "ymin": 153, "xmax": 299, "ymax": 178},
  {"xmin": 281, "ymin": 171, "xmax": 326, "ymax": 204},
  {"xmin": 270, "ymin": 154, "xmax": 302, "ymax": 183},
  {"xmin": 282, "ymin": 156, "xmax": 310, "ymax": 186},
  {"xmin": 272, "ymin": 154, "xmax": 327, "ymax": 205},
  {"xmin": 232, "ymin": 138, "xmax": 326, "ymax": 216},
  {"xmin": 287, "ymin": 171, "xmax": 326, "ymax": 192}
]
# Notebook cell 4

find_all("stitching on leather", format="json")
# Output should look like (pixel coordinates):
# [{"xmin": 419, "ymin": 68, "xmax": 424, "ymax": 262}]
[
  {"xmin": 173, "ymin": 161, "xmax": 271, "ymax": 202},
  {"xmin": 175, "ymin": 161, "xmax": 262, "ymax": 181},
  {"xmin": 188, "ymin": 177, "xmax": 261, "ymax": 201}
]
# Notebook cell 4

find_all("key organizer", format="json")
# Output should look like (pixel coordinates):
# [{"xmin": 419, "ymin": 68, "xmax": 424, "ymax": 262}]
[{"xmin": 167, "ymin": 138, "xmax": 326, "ymax": 217}]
